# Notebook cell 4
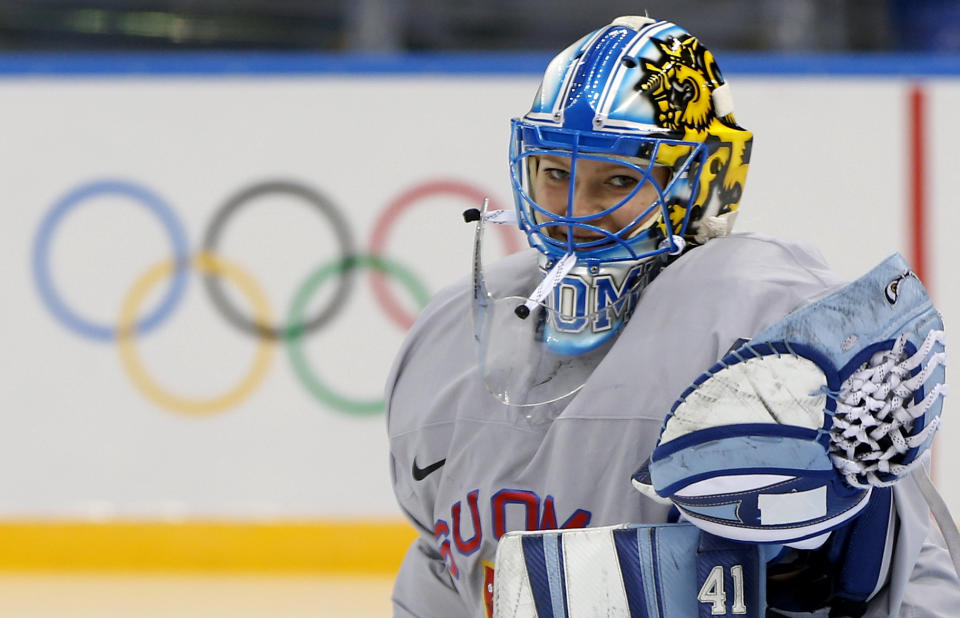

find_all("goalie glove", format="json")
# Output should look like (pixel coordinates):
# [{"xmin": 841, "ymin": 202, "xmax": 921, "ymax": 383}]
[{"xmin": 632, "ymin": 253, "xmax": 947, "ymax": 546}]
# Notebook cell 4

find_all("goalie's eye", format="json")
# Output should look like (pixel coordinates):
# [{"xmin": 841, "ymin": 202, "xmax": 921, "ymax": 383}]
[
  {"xmin": 608, "ymin": 174, "xmax": 640, "ymax": 190},
  {"xmin": 543, "ymin": 167, "xmax": 570, "ymax": 182}
]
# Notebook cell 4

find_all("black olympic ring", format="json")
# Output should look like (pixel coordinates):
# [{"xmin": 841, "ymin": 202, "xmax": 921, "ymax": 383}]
[{"xmin": 201, "ymin": 180, "xmax": 356, "ymax": 340}]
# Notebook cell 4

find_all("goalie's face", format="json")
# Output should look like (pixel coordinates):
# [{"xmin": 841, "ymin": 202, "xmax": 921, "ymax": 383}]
[{"xmin": 529, "ymin": 154, "xmax": 671, "ymax": 250}]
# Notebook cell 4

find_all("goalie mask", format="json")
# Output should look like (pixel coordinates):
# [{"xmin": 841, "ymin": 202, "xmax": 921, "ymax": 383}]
[{"xmin": 508, "ymin": 15, "xmax": 753, "ymax": 355}]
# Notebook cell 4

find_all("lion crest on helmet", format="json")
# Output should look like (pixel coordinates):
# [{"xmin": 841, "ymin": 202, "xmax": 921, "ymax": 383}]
[{"xmin": 639, "ymin": 35, "xmax": 729, "ymax": 132}]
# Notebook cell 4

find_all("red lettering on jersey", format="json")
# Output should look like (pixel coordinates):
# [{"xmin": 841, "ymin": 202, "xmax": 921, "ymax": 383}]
[
  {"xmin": 540, "ymin": 495, "xmax": 592, "ymax": 530},
  {"xmin": 491, "ymin": 489, "xmax": 540, "ymax": 540},
  {"xmin": 433, "ymin": 519, "xmax": 459, "ymax": 578},
  {"xmin": 453, "ymin": 490, "xmax": 482, "ymax": 555},
  {"xmin": 435, "ymin": 489, "xmax": 593, "ymax": 581}
]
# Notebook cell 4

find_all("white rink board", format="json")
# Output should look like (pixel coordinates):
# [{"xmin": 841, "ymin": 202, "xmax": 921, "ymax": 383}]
[{"xmin": 0, "ymin": 72, "xmax": 956, "ymax": 519}]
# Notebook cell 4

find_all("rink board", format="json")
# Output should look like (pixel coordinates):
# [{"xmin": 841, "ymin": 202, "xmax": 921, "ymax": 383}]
[{"xmin": 0, "ymin": 53, "xmax": 956, "ymax": 570}]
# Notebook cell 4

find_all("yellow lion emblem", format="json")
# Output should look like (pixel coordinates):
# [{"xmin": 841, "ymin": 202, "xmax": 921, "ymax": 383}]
[
  {"xmin": 640, "ymin": 34, "xmax": 753, "ymax": 241},
  {"xmin": 639, "ymin": 35, "xmax": 724, "ymax": 131}
]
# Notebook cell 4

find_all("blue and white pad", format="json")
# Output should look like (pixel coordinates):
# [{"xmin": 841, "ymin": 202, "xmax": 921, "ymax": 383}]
[
  {"xmin": 632, "ymin": 253, "xmax": 947, "ymax": 545},
  {"xmin": 493, "ymin": 523, "xmax": 769, "ymax": 618}
]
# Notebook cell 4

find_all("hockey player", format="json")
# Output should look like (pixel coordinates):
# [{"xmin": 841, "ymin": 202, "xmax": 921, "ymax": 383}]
[{"xmin": 386, "ymin": 15, "xmax": 960, "ymax": 617}]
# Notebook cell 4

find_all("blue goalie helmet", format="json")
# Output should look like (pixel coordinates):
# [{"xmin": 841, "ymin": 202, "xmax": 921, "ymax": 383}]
[{"xmin": 509, "ymin": 15, "xmax": 753, "ymax": 354}]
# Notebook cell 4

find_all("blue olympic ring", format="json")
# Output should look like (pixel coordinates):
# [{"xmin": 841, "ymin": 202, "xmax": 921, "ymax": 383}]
[{"xmin": 32, "ymin": 180, "xmax": 190, "ymax": 341}]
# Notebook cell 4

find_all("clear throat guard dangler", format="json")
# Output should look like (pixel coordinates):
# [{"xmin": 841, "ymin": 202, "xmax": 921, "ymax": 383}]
[{"xmin": 468, "ymin": 199, "xmax": 656, "ymax": 407}]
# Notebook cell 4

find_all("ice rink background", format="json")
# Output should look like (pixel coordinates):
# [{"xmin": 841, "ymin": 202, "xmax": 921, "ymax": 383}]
[{"xmin": 0, "ymin": 54, "xmax": 957, "ymax": 615}]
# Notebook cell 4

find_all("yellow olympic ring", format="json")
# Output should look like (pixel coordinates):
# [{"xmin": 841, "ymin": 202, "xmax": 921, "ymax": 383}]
[{"xmin": 118, "ymin": 252, "xmax": 274, "ymax": 415}]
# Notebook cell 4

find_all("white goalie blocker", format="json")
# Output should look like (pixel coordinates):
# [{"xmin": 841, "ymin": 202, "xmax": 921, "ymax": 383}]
[
  {"xmin": 493, "ymin": 254, "xmax": 959, "ymax": 617},
  {"xmin": 494, "ymin": 523, "xmax": 772, "ymax": 618}
]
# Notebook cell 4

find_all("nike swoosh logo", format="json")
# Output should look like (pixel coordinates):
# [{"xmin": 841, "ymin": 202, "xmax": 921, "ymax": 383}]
[{"xmin": 412, "ymin": 457, "xmax": 446, "ymax": 481}]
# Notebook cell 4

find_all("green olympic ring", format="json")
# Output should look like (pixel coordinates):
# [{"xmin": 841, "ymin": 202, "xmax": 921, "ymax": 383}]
[{"xmin": 286, "ymin": 255, "xmax": 431, "ymax": 415}]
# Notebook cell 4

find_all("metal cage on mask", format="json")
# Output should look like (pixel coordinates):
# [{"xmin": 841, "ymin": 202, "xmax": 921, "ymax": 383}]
[
  {"xmin": 496, "ymin": 120, "xmax": 709, "ymax": 362},
  {"xmin": 509, "ymin": 119, "xmax": 708, "ymax": 264}
]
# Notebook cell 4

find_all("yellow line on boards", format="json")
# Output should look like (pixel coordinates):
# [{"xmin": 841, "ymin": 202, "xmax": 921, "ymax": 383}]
[{"xmin": 0, "ymin": 520, "xmax": 417, "ymax": 573}]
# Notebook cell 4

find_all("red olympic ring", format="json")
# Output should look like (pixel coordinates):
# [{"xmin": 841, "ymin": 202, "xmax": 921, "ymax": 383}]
[{"xmin": 368, "ymin": 180, "xmax": 522, "ymax": 330}]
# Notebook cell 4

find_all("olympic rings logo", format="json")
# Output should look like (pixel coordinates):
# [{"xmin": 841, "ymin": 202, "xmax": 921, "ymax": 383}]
[{"xmin": 32, "ymin": 178, "xmax": 521, "ymax": 417}]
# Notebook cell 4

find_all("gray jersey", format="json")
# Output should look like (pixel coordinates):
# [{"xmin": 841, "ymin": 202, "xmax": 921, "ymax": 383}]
[{"xmin": 386, "ymin": 233, "xmax": 960, "ymax": 617}]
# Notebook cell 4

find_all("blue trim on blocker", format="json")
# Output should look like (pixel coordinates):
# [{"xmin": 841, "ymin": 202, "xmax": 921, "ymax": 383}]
[
  {"xmin": 0, "ymin": 51, "xmax": 959, "ymax": 77},
  {"xmin": 556, "ymin": 533, "xmax": 569, "ymax": 615},
  {"xmin": 636, "ymin": 528, "xmax": 662, "ymax": 618},
  {"xmin": 613, "ymin": 528, "xmax": 649, "ymax": 618},
  {"xmin": 521, "ymin": 534, "xmax": 555, "ymax": 618},
  {"xmin": 650, "ymin": 528, "xmax": 666, "ymax": 618},
  {"xmin": 543, "ymin": 534, "xmax": 567, "ymax": 618}
]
